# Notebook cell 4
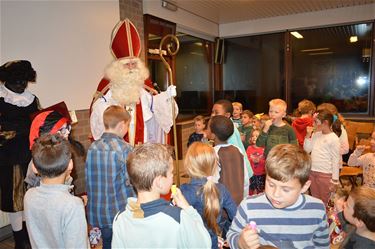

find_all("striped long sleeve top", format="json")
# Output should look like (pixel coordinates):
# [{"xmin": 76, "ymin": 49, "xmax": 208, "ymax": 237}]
[{"xmin": 227, "ymin": 193, "xmax": 329, "ymax": 249}]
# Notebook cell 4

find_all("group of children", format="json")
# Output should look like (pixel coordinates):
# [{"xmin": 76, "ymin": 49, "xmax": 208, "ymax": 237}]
[
  {"xmin": 183, "ymin": 97, "xmax": 375, "ymax": 248},
  {"xmin": 22, "ymin": 97, "xmax": 375, "ymax": 249}
]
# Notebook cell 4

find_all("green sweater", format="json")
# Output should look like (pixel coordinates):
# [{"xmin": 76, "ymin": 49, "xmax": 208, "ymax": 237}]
[{"xmin": 256, "ymin": 124, "xmax": 297, "ymax": 157}]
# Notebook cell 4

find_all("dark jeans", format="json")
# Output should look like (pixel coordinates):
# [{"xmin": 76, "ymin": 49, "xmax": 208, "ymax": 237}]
[{"xmin": 101, "ymin": 227, "xmax": 113, "ymax": 249}]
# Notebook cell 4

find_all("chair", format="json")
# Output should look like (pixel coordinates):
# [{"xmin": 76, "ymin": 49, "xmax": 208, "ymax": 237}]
[{"xmin": 339, "ymin": 166, "xmax": 363, "ymax": 187}]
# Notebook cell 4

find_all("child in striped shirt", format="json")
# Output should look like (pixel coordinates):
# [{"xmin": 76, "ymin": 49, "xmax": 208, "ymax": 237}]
[{"xmin": 227, "ymin": 144, "xmax": 329, "ymax": 249}]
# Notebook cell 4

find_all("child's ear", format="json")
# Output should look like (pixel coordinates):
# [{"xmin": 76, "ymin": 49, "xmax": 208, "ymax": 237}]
[
  {"xmin": 31, "ymin": 162, "xmax": 39, "ymax": 174},
  {"xmin": 153, "ymin": 175, "xmax": 162, "ymax": 190},
  {"xmin": 115, "ymin": 121, "xmax": 124, "ymax": 130},
  {"xmin": 67, "ymin": 159, "xmax": 73, "ymax": 171},
  {"xmin": 301, "ymin": 180, "xmax": 311, "ymax": 193},
  {"xmin": 355, "ymin": 219, "xmax": 366, "ymax": 229}
]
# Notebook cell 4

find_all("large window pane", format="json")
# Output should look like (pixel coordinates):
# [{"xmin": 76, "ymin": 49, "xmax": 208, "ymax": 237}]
[
  {"xmin": 222, "ymin": 34, "xmax": 285, "ymax": 114},
  {"xmin": 175, "ymin": 33, "xmax": 211, "ymax": 114},
  {"xmin": 290, "ymin": 23, "xmax": 373, "ymax": 114}
]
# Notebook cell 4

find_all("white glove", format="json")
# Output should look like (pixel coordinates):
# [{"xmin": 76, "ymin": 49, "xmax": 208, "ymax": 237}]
[{"xmin": 166, "ymin": 85, "xmax": 177, "ymax": 97}]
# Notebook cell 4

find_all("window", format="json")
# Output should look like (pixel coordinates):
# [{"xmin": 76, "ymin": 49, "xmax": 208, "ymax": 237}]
[
  {"xmin": 222, "ymin": 33, "xmax": 285, "ymax": 113},
  {"xmin": 290, "ymin": 23, "xmax": 373, "ymax": 115},
  {"xmin": 175, "ymin": 33, "xmax": 212, "ymax": 114}
]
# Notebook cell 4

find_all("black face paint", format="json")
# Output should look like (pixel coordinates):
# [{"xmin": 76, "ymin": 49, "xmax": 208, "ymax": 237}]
[{"xmin": 5, "ymin": 80, "xmax": 28, "ymax": 94}]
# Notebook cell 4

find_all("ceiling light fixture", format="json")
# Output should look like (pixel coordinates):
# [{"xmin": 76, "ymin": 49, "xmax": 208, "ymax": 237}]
[
  {"xmin": 291, "ymin": 31, "xmax": 303, "ymax": 39},
  {"xmin": 350, "ymin": 36, "xmax": 358, "ymax": 43},
  {"xmin": 161, "ymin": 0, "xmax": 178, "ymax": 11}
]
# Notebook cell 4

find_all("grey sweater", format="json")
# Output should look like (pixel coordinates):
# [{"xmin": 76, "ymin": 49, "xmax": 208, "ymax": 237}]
[{"xmin": 24, "ymin": 183, "xmax": 89, "ymax": 248}]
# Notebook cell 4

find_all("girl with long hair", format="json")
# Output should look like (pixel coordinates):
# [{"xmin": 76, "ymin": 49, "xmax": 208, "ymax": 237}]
[{"xmin": 180, "ymin": 142, "xmax": 237, "ymax": 249}]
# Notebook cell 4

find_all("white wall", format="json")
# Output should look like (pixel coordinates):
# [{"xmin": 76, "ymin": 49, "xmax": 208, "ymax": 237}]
[
  {"xmin": 1, "ymin": 0, "xmax": 119, "ymax": 111},
  {"xmin": 220, "ymin": 3, "xmax": 375, "ymax": 37}
]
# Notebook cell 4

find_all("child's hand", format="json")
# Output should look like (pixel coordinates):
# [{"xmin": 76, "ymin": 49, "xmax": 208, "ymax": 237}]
[
  {"xmin": 263, "ymin": 120, "xmax": 272, "ymax": 133},
  {"xmin": 306, "ymin": 126, "xmax": 314, "ymax": 137},
  {"xmin": 172, "ymin": 187, "xmax": 190, "ymax": 210},
  {"xmin": 238, "ymin": 224, "xmax": 260, "ymax": 249},
  {"xmin": 355, "ymin": 145, "xmax": 368, "ymax": 154},
  {"xmin": 329, "ymin": 179, "xmax": 339, "ymax": 192}
]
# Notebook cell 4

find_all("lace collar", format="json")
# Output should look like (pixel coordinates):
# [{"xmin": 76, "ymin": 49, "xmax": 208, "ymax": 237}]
[{"xmin": 0, "ymin": 84, "xmax": 35, "ymax": 107}]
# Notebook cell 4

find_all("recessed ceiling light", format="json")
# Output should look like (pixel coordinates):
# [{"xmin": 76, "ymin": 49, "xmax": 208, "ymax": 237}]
[
  {"xmin": 291, "ymin": 31, "xmax": 303, "ymax": 39},
  {"xmin": 350, "ymin": 36, "xmax": 358, "ymax": 43}
]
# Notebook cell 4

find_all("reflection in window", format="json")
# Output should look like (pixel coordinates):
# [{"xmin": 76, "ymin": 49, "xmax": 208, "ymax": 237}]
[
  {"xmin": 175, "ymin": 33, "xmax": 211, "ymax": 114},
  {"xmin": 222, "ymin": 34, "xmax": 285, "ymax": 114},
  {"xmin": 290, "ymin": 23, "xmax": 373, "ymax": 114},
  {"xmin": 148, "ymin": 60, "xmax": 168, "ymax": 91}
]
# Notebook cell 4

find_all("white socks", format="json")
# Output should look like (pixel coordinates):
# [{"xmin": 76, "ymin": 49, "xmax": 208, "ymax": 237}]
[{"xmin": 8, "ymin": 211, "xmax": 23, "ymax": 231}]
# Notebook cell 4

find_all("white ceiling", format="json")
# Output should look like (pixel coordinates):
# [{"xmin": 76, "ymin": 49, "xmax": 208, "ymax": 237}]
[{"xmin": 173, "ymin": 0, "xmax": 375, "ymax": 24}]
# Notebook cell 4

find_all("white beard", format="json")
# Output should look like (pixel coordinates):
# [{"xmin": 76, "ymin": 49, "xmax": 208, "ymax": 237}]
[{"xmin": 105, "ymin": 57, "xmax": 149, "ymax": 106}]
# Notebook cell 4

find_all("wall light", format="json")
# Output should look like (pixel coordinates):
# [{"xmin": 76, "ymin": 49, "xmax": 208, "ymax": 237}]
[
  {"xmin": 350, "ymin": 36, "xmax": 358, "ymax": 43},
  {"xmin": 291, "ymin": 31, "xmax": 303, "ymax": 39},
  {"xmin": 161, "ymin": 0, "xmax": 178, "ymax": 11}
]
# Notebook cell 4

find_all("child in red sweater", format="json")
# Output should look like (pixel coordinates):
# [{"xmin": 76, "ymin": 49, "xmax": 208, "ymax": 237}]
[
  {"xmin": 246, "ymin": 128, "xmax": 266, "ymax": 195},
  {"xmin": 292, "ymin": 99, "xmax": 316, "ymax": 147}
]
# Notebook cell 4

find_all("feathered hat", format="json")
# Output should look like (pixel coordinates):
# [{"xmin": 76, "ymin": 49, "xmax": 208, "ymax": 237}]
[
  {"xmin": 29, "ymin": 101, "xmax": 71, "ymax": 149},
  {"xmin": 0, "ymin": 60, "xmax": 36, "ymax": 84}
]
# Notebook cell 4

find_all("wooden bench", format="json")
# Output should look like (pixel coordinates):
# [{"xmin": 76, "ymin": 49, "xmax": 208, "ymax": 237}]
[{"xmin": 339, "ymin": 166, "xmax": 363, "ymax": 187}]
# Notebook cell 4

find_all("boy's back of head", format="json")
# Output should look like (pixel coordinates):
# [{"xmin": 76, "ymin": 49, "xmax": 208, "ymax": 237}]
[
  {"xmin": 298, "ymin": 99, "xmax": 316, "ymax": 115},
  {"xmin": 127, "ymin": 143, "xmax": 172, "ymax": 192},
  {"xmin": 103, "ymin": 105, "xmax": 130, "ymax": 130},
  {"xmin": 350, "ymin": 187, "xmax": 375, "ymax": 232},
  {"xmin": 32, "ymin": 134, "xmax": 71, "ymax": 178},
  {"xmin": 266, "ymin": 144, "xmax": 311, "ymax": 186},
  {"xmin": 215, "ymin": 99, "xmax": 233, "ymax": 115},
  {"xmin": 209, "ymin": 115, "xmax": 234, "ymax": 142}
]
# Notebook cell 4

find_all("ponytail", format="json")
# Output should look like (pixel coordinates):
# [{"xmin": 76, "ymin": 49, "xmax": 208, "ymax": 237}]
[
  {"xmin": 201, "ymin": 179, "xmax": 221, "ymax": 236},
  {"xmin": 332, "ymin": 115, "xmax": 342, "ymax": 137}
]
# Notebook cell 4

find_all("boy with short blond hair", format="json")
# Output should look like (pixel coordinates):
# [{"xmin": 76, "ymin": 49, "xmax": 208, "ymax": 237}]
[
  {"xmin": 292, "ymin": 99, "xmax": 316, "ymax": 147},
  {"xmin": 227, "ymin": 144, "xmax": 329, "ymax": 249},
  {"xmin": 112, "ymin": 143, "xmax": 211, "ymax": 248},
  {"xmin": 86, "ymin": 105, "xmax": 134, "ymax": 249},
  {"xmin": 24, "ymin": 134, "xmax": 88, "ymax": 248},
  {"xmin": 232, "ymin": 102, "xmax": 243, "ymax": 128},
  {"xmin": 256, "ymin": 98, "xmax": 297, "ymax": 157}
]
